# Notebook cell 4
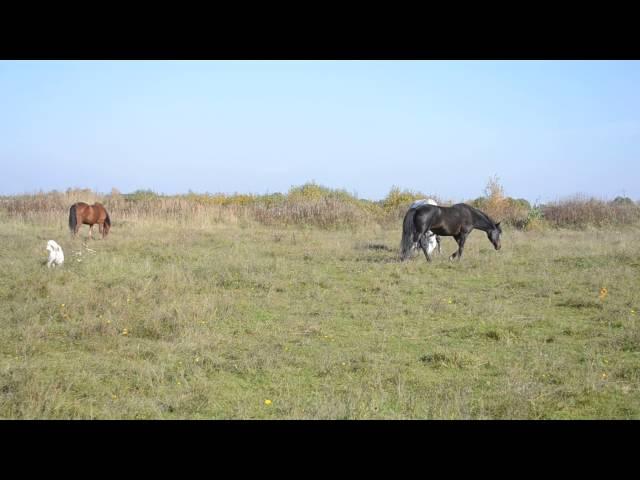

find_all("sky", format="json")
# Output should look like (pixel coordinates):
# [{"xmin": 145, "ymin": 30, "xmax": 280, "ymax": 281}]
[{"xmin": 1, "ymin": 60, "xmax": 639, "ymax": 203}]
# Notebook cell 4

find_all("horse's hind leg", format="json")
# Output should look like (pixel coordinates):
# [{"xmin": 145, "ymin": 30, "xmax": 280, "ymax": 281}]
[
  {"xmin": 419, "ymin": 234, "xmax": 433, "ymax": 262},
  {"xmin": 415, "ymin": 216, "xmax": 434, "ymax": 250}
]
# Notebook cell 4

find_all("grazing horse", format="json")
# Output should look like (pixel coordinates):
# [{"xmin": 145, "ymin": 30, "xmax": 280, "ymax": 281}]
[
  {"xmin": 401, "ymin": 203, "xmax": 501, "ymax": 262},
  {"xmin": 69, "ymin": 202, "xmax": 111, "ymax": 239},
  {"xmin": 408, "ymin": 198, "xmax": 441, "ymax": 257}
]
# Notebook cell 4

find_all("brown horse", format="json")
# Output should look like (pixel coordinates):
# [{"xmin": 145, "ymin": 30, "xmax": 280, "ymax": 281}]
[{"xmin": 69, "ymin": 202, "xmax": 111, "ymax": 239}]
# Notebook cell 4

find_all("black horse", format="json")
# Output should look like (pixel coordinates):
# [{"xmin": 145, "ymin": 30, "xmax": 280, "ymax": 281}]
[{"xmin": 401, "ymin": 203, "xmax": 502, "ymax": 262}]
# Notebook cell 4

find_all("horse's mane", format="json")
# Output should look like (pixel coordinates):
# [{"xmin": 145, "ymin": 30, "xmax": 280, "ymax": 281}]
[{"xmin": 460, "ymin": 204, "xmax": 499, "ymax": 231}]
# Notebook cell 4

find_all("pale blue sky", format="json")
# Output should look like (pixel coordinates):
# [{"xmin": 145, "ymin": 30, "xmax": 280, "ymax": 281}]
[{"xmin": 1, "ymin": 60, "xmax": 639, "ymax": 202}]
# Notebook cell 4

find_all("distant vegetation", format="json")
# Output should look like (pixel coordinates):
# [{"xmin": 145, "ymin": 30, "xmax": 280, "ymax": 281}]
[
  {"xmin": 541, "ymin": 195, "xmax": 640, "ymax": 228},
  {"xmin": 2, "ymin": 178, "xmax": 639, "ymax": 230}
]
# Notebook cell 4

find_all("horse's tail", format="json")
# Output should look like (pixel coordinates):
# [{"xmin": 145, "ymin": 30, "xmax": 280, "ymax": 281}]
[
  {"xmin": 400, "ymin": 208, "xmax": 417, "ymax": 261},
  {"xmin": 100, "ymin": 207, "xmax": 111, "ymax": 238},
  {"xmin": 69, "ymin": 204, "xmax": 77, "ymax": 234}
]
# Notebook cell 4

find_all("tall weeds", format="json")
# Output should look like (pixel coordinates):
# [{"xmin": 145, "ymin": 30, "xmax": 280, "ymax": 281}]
[
  {"xmin": 542, "ymin": 195, "xmax": 640, "ymax": 228},
  {"xmin": 2, "ymin": 181, "xmax": 639, "ymax": 230}
]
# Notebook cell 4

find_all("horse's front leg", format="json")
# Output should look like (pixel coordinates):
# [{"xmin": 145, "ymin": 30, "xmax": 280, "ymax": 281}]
[
  {"xmin": 450, "ymin": 233, "xmax": 468, "ymax": 261},
  {"xmin": 89, "ymin": 224, "xmax": 94, "ymax": 240},
  {"xmin": 449, "ymin": 235, "xmax": 458, "ymax": 261},
  {"xmin": 450, "ymin": 234, "xmax": 462, "ymax": 261}
]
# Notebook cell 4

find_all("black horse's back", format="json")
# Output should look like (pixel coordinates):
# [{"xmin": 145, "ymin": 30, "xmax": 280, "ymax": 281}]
[{"xmin": 69, "ymin": 204, "xmax": 77, "ymax": 233}]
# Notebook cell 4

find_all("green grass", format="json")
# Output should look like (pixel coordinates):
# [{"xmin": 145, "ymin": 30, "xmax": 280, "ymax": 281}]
[{"xmin": 1, "ymin": 218, "xmax": 639, "ymax": 418}]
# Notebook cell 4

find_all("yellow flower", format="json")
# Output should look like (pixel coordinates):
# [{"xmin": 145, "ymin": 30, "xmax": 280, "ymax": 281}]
[
  {"xmin": 602, "ymin": 373, "xmax": 608, "ymax": 379},
  {"xmin": 122, "ymin": 328, "xmax": 129, "ymax": 336},
  {"xmin": 111, "ymin": 394, "xmax": 117, "ymax": 400},
  {"xmin": 264, "ymin": 399, "xmax": 272, "ymax": 406},
  {"xmin": 599, "ymin": 287, "xmax": 608, "ymax": 301}
]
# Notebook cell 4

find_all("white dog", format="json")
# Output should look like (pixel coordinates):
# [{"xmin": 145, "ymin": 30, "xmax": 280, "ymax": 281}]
[{"xmin": 46, "ymin": 240, "xmax": 65, "ymax": 268}]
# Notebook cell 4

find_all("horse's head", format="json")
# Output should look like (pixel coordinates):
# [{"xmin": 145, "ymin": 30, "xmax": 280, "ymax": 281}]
[{"xmin": 487, "ymin": 222, "xmax": 502, "ymax": 250}]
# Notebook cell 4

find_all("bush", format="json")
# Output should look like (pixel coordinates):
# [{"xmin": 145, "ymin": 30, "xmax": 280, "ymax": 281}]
[
  {"xmin": 125, "ymin": 189, "xmax": 161, "ymax": 201},
  {"xmin": 542, "ymin": 195, "xmax": 640, "ymax": 228},
  {"xmin": 523, "ymin": 207, "xmax": 548, "ymax": 231},
  {"xmin": 381, "ymin": 186, "xmax": 425, "ymax": 212},
  {"xmin": 612, "ymin": 196, "xmax": 635, "ymax": 206},
  {"xmin": 468, "ymin": 176, "xmax": 529, "ymax": 228},
  {"xmin": 378, "ymin": 186, "xmax": 444, "ymax": 225}
]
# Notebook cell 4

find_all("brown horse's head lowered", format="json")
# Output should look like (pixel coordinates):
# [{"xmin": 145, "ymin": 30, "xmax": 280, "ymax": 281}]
[{"xmin": 69, "ymin": 202, "xmax": 111, "ymax": 239}]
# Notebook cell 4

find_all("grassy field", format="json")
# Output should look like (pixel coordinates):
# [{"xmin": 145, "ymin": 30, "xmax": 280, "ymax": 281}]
[{"xmin": 1, "ymin": 215, "xmax": 639, "ymax": 419}]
